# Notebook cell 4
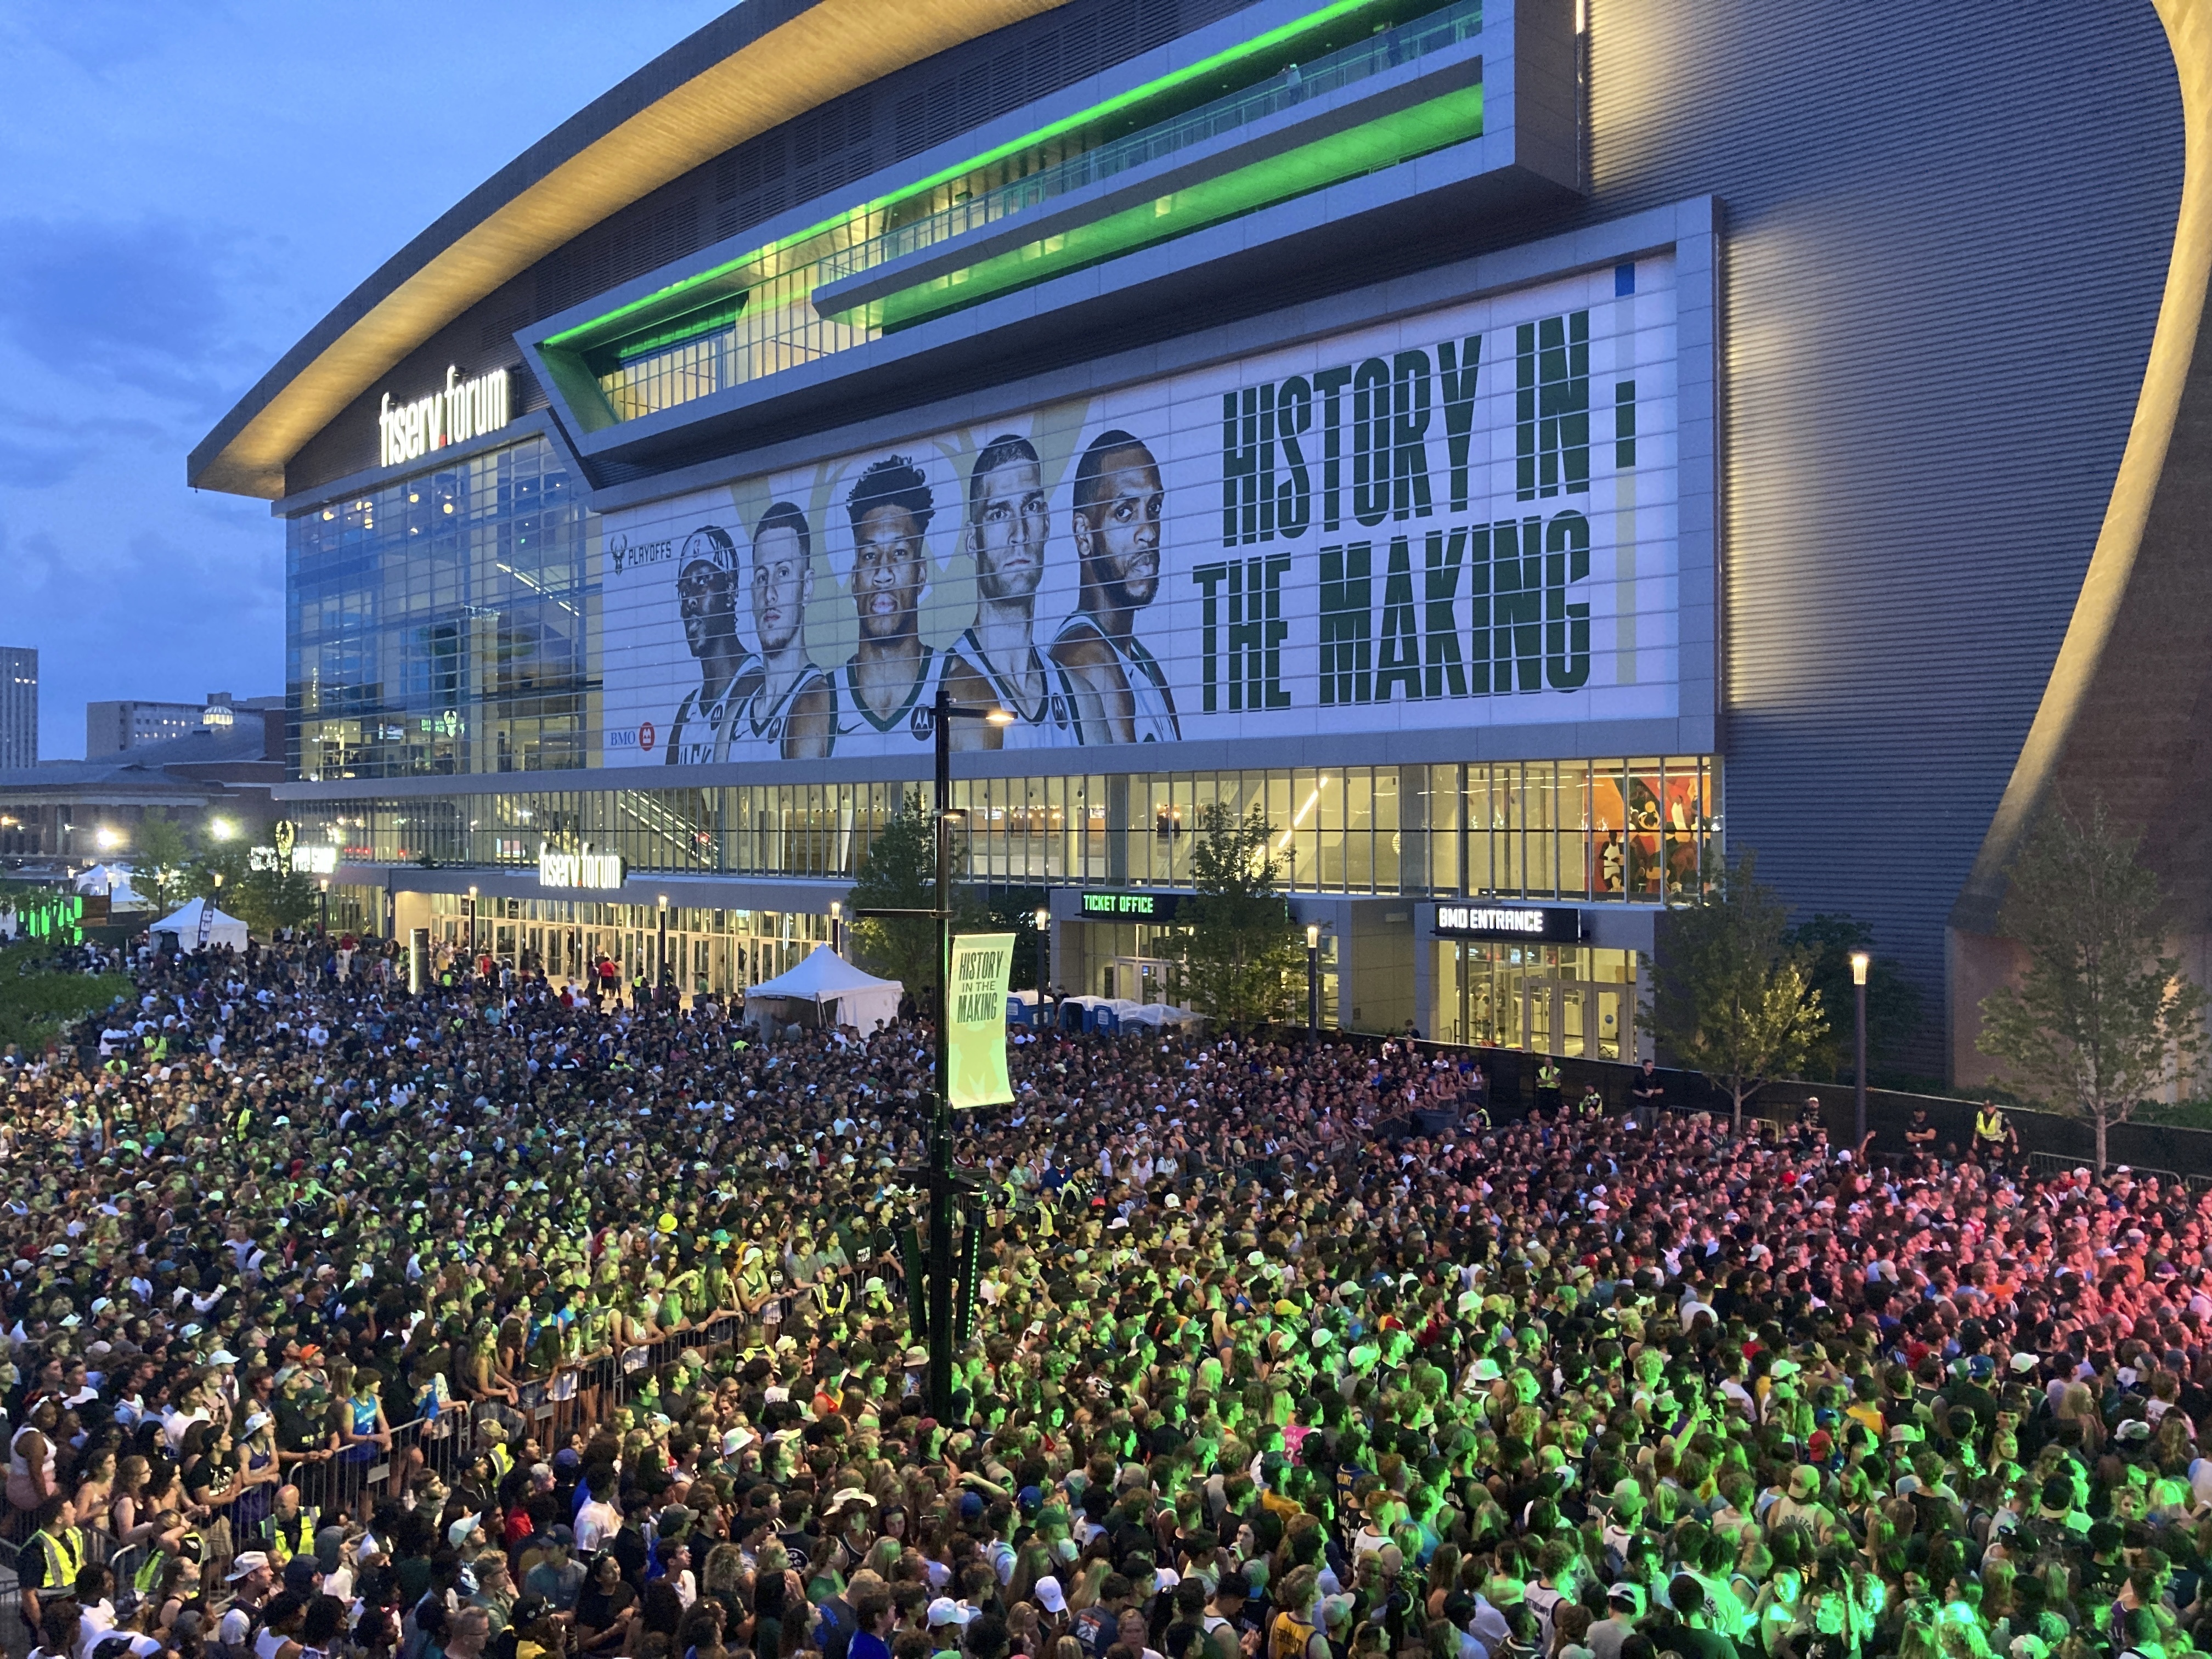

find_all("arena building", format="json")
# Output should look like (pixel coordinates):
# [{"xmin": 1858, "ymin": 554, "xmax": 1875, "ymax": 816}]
[{"xmin": 189, "ymin": 0, "xmax": 2207, "ymax": 1079}]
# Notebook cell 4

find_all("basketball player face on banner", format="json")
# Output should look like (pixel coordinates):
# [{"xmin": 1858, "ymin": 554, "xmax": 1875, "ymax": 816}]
[
  {"xmin": 1051, "ymin": 430, "xmax": 1177, "ymax": 744},
  {"xmin": 668, "ymin": 524, "xmax": 749, "ymax": 765},
  {"xmin": 747, "ymin": 504, "xmax": 835, "ymax": 759},
  {"xmin": 843, "ymin": 456, "xmax": 934, "ymax": 734},
  {"xmin": 942, "ymin": 434, "xmax": 1054, "ymax": 752}
]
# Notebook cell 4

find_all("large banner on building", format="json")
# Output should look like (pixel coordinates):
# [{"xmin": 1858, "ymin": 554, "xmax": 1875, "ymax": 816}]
[{"xmin": 598, "ymin": 256, "xmax": 1678, "ymax": 764}]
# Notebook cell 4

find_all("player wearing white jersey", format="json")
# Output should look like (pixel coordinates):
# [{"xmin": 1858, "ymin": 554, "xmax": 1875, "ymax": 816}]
[
  {"xmin": 939, "ymin": 433, "xmax": 1075, "ymax": 749},
  {"xmin": 1050, "ymin": 428, "xmax": 1181, "ymax": 745},
  {"xmin": 664, "ymin": 524, "xmax": 753, "ymax": 765},
  {"xmin": 729, "ymin": 501, "xmax": 836, "ymax": 759},
  {"xmin": 836, "ymin": 455, "xmax": 939, "ymax": 751}
]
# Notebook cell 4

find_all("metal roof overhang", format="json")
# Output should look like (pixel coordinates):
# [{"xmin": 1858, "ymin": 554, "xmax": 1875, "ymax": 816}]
[{"xmin": 185, "ymin": 0, "xmax": 1066, "ymax": 500}]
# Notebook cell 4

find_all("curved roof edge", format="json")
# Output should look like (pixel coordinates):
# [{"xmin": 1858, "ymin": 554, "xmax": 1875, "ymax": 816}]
[
  {"xmin": 1951, "ymin": 0, "xmax": 2208, "ymax": 936},
  {"xmin": 187, "ymin": 0, "xmax": 1068, "ymax": 500}
]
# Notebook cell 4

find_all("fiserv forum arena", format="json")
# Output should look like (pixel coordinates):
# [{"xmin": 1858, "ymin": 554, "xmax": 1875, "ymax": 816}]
[{"xmin": 187, "ymin": 0, "xmax": 2212, "ymax": 1083}]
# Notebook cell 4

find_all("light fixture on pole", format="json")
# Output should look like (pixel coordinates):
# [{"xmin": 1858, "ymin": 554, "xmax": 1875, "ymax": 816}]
[
  {"xmin": 1307, "ymin": 922, "xmax": 1322, "ymax": 1034},
  {"xmin": 853, "ymin": 684, "xmax": 1011, "ymax": 1419},
  {"xmin": 1034, "ymin": 906, "xmax": 1052, "ymax": 1022},
  {"xmin": 1849, "ymin": 950, "xmax": 1871, "ymax": 1149},
  {"xmin": 466, "ymin": 884, "xmax": 479, "ymax": 959},
  {"xmin": 829, "ymin": 899, "xmax": 843, "ymax": 960}
]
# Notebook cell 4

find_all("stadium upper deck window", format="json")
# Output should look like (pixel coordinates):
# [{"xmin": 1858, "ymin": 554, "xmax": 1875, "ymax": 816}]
[{"xmin": 540, "ymin": 0, "xmax": 1485, "ymax": 427}]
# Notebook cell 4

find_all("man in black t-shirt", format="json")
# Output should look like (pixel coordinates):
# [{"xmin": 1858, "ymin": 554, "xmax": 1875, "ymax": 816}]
[
  {"xmin": 1664, "ymin": 1578, "xmax": 1739, "ymax": 1659},
  {"xmin": 1629, "ymin": 1059, "xmax": 1666, "ymax": 1117}
]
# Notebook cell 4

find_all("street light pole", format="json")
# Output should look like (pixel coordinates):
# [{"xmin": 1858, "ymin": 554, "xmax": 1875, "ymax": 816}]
[
  {"xmin": 319, "ymin": 878, "xmax": 330, "ymax": 936},
  {"xmin": 1849, "ymin": 950, "xmax": 1870, "ymax": 1149},
  {"xmin": 857, "ymin": 683, "xmax": 1010, "ymax": 1421},
  {"xmin": 1307, "ymin": 923, "xmax": 1322, "ymax": 1035},
  {"xmin": 658, "ymin": 894, "xmax": 672, "ymax": 997},
  {"xmin": 466, "ymin": 885, "xmax": 478, "ymax": 962},
  {"xmin": 1033, "ymin": 905, "xmax": 1051, "ymax": 1026}
]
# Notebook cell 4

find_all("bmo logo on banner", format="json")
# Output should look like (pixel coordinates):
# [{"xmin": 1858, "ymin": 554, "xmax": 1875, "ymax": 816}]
[
  {"xmin": 1432, "ymin": 903, "xmax": 1585, "ymax": 941},
  {"xmin": 605, "ymin": 724, "xmax": 656, "ymax": 753}
]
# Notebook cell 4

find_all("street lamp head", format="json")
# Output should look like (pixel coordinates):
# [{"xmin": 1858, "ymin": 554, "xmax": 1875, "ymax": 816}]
[
  {"xmin": 1849, "ymin": 950, "xmax": 1870, "ymax": 986},
  {"xmin": 1034, "ymin": 907, "xmax": 1050, "ymax": 932},
  {"xmin": 207, "ymin": 817, "xmax": 234, "ymax": 842},
  {"xmin": 467, "ymin": 885, "xmax": 478, "ymax": 900},
  {"xmin": 658, "ymin": 894, "xmax": 669, "ymax": 910},
  {"xmin": 830, "ymin": 900, "xmax": 842, "ymax": 921},
  {"xmin": 95, "ymin": 826, "xmax": 123, "ymax": 851},
  {"xmin": 1307, "ymin": 923, "xmax": 1322, "ymax": 950},
  {"xmin": 984, "ymin": 707, "xmax": 1015, "ymax": 726},
  {"xmin": 320, "ymin": 879, "xmax": 330, "ymax": 893}
]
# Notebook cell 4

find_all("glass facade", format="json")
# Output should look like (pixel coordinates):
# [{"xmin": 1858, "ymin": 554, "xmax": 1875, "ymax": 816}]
[
  {"xmin": 565, "ymin": 0, "xmax": 1485, "ymax": 425},
  {"xmin": 1434, "ymin": 941, "xmax": 1640, "ymax": 1057},
  {"xmin": 289, "ymin": 436, "xmax": 595, "ymax": 781},
  {"xmin": 289, "ymin": 756, "xmax": 1715, "ymax": 900}
]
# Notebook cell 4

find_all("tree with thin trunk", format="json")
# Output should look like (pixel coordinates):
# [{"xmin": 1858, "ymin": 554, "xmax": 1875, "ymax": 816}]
[
  {"xmin": 1639, "ymin": 851, "xmax": 1827, "ymax": 1130},
  {"xmin": 1977, "ymin": 798, "xmax": 2206, "ymax": 1173},
  {"xmin": 1167, "ymin": 802, "xmax": 1302, "ymax": 1029}
]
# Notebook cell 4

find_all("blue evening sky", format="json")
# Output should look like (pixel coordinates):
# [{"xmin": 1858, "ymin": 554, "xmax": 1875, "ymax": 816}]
[{"xmin": 0, "ymin": 1, "xmax": 730, "ymax": 758}]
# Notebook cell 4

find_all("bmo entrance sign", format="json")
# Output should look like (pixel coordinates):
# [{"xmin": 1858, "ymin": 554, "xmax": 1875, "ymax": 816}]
[{"xmin": 1431, "ymin": 902, "xmax": 1586, "ymax": 942}]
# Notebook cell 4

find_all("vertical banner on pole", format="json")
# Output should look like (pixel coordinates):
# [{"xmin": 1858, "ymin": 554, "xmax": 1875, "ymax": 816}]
[{"xmin": 946, "ymin": 933, "xmax": 1016, "ymax": 1109}]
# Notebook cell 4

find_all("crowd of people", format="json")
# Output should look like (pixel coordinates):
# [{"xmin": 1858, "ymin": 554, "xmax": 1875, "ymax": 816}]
[{"xmin": 0, "ymin": 930, "xmax": 2207, "ymax": 1659}]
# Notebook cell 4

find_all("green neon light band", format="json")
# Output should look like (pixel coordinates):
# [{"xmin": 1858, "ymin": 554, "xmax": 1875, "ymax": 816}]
[
  {"xmin": 849, "ymin": 85, "xmax": 1485, "ymax": 332},
  {"xmin": 543, "ymin": 0, "xmax": 1423, "ymax": 352}
]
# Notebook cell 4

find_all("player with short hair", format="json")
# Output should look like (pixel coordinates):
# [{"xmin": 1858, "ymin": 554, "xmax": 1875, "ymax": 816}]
[
  {"xmin": 665, "ymin": 524, "xmax": 752, "ymax": 765},
  {"xmin": 1051, "ymin": 429, "xmax": 1180, "ymax": 744},
  {"xmin": 936, "ymin": 434, "xmax": 1073, "ymax": 751}
]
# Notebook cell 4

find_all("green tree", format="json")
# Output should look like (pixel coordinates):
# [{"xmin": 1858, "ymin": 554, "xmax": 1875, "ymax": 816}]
[
  {"xmin": 980, "ymin": 886, "xmax": 1048, "ymax": 993},
  {"xmin": 1977, "ymin": 798, "xmax": 2207, "ymax": 1172},
  {"xmin": 1639, "ymin": 851, "xmax": 1827, "ymax": 1130},
  {"xmin": 1787, "ymin": 913, "xmax": 1923, "ymax": 1083},
  {"xmin": 133, "ymin": 815, "xmax": 199, "ymax": 912},
  {"xmin": 847, "ymin": 789, "xmax": 985, "ymax": 1002},
  {"xmin": 0, "ymin": 941, "xmax": 131, "ymax": 1058},
  {"xmin": 1166, "ymin": 802, "xmax": 1302, "ymax": 1028},
  {"xmin": 228, "ymin": 863, "xmax": 323, "ymax": 936}
]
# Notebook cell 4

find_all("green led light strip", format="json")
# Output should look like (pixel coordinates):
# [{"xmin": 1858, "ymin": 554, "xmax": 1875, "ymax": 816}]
[
  {"xmin": 853, "ymin": 86, "xmax": 1485, "ymax": 332},
  {"xmin": 543, "ymin": 0, "xmax": 1410, "ymax": 352}
]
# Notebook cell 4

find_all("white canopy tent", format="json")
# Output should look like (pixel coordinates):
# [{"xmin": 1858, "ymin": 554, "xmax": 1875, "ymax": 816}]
[
  {"xmin": 74, "ymin": 864, "xmax": 147, "ymax": 907},
  {"xmin": 743, "ymin": 945, "xmax": 903, "ymax": 1033},
  {"xmin": 148, "ymin": 897, "xmax": 250, "ymax": 954}
]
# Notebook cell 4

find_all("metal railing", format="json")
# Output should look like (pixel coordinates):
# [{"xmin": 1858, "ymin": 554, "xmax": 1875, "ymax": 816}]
[{"xmin": 596, "ymin": 0, "xmax": 1486, "ymax": 421}]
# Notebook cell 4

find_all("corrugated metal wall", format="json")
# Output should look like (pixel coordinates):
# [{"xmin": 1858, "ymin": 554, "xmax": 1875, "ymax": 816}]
[{"xmin": 1579, "ymin": 1, "xmax": 2183, "ymax": 1073}]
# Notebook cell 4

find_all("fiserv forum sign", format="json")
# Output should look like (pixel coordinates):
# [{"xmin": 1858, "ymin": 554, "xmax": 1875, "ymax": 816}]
[{"xmin": 598, "ymin": 257, "xmax": 1679, "ymax": 765}]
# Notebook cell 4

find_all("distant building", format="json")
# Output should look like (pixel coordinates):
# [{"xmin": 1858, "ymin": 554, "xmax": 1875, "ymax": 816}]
[
  {"xmin": 84, "ymin": 692, "xmax": 280, "ymax": 758},
  {"xmin": 0, "ymin": 647, "xmax": 33, "ymax": 771},
  {"xmin": 0, "ymin": 707, "xmax": 284, "ymax": 862}
]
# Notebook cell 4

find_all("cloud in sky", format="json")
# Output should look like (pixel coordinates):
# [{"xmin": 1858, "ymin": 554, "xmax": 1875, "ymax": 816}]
[{"xmin": 0, "ymin": 1, "xmax": 732, "ymax": 758}]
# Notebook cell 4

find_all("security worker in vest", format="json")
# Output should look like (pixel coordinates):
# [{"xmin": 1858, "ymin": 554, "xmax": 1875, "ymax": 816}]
[
  {"xmin": 1577, "ymin": 1081, "xmax": 1606, "ymax": 1118},
  {"xmin": 262, "ymin": 1483, "xmax": 319, "ymax": 1564},
  {"xmin": 1974, "ymin": 1101, "xmax": 2015, "ymax": 1164},
  {"xmin": 21, "ymin": 1493, "xmax": 83, "ymax": 1636},
  {"xmin": 1535, "ymin": 1057, "xmax": 1564, "ymax": 1118}
]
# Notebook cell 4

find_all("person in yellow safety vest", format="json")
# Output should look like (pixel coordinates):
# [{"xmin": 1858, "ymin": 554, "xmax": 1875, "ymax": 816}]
[
  {"xmin": 1535, "ymin": 1058, "xmax": 1564, "ymax": 1118},
  {"xmin": 1577, "ymin": 1082, "xmax": 1605, "ymax": 1117},
  {"xmin": 21, "ymin": 1494, "xmax": 83, "ymax": 1635},
  {"xmin": 479, "ymin": 1420, "xmax": 516, "ymax": 1483},
  {"xmin": 1974, "ymin": 1102, "xmax": 2015, "ymax": 1161},
  {"xmin": 261, "ymin": 1485, "xmax": 319, "ymax": 1564}
]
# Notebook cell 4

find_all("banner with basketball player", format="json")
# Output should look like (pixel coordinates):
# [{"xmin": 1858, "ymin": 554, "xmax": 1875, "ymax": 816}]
[{"xmin": 597, "ymin": 255, "xmax": 1681, "ymax": 765}]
